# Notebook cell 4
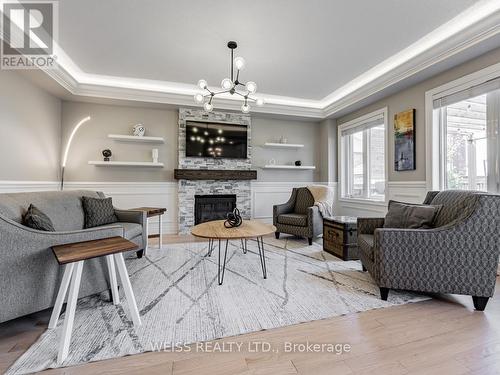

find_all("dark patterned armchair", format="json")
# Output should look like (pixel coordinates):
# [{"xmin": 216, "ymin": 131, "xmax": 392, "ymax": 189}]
[
  {"xmin": 358, "ymin": 190, "xmax": 500, "ymax": 311},
  {"xmin": 273, "ymin": 187, "xmax": 323, "ymax": 245}
]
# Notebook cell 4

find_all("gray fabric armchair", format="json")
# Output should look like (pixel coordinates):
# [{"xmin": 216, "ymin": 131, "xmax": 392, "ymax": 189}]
[
  {"xmin": 358, "ymin": 190, "xmax": 500, "ymax": 311},
  {"xmin": 0, "ymin": 190, "xmax": 147, "ymax": 323},
  {"xmin": 273, "ymin": 187, "xmax": 323, "ymax": 245}
]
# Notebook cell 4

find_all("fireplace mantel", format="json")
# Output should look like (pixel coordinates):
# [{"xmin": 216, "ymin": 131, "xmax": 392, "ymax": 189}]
[{"xmin": 174, "ymin": 169, "xmax": 257, "ymax": 180}]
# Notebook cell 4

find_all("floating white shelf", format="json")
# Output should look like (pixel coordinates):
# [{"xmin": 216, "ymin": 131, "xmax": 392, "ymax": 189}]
[
  {"xmin": 88, "ymin": 161, "xmax": 164, "ymax": 168},
  {"xmin": 108, "ymin": 134, "xmax": 165, "ymax": 143},
  {"xmin": 262, "ymin": 165, "xmax": 316, "ymax": 170},
  {"xmin": 263, "ymin": 142, "xmax": 304, "ymax": 148}
]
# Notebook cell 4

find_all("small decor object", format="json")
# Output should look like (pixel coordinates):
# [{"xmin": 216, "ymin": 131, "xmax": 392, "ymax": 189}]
[
  {"xmin": 102, "ymin": 149, "xmax": 112, "ymax": 161},
  {"xmin": 151, "ymin": 148, "xmax": 159, "ymax": 163},
  {"xmin": 279, "ymin": 136, "xmax": 288, "ymax": 144},
  {"xmin": 269, "ymin": 158, "xmax": 276, "ymax": 165},
  {"xmin": 295, "ymin": 160, "xmax": 302, "ymax": 166},
  {"xmin": 394, "ymin": 109, "xmax": 416, "ymax": 171},
  {"xmin": 132, "ymin": 123, "xmax": 146, "ymax": 137},
  {"xmin": 193, "ymin": 41, "xmax": 264, "ymax": 113},
  {"xmin": 224, "ymin": 208, "xmax": 242, "ymax": 228}
]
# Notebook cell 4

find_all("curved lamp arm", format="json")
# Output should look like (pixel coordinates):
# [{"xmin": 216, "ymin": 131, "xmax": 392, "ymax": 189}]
[{"xmin": 60, "ymin": 116, "xmax": 91, "ymax": 190}]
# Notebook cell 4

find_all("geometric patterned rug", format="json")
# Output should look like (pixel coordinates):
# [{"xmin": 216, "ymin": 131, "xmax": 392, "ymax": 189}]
[{"xmin": 6, "ymin": 237, "xmax": 429, "ymax": 374}]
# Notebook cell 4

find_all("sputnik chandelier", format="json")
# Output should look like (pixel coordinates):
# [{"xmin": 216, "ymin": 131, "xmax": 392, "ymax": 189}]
[{"xmin": 194, "ymin": 41, "xmax": 264, "ymax": 113}]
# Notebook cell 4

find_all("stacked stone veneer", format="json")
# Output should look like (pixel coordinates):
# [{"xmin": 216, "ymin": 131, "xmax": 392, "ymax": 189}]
[{"xmin": 178, "ymin": 108, "xmax": 252, "ymax": 233}]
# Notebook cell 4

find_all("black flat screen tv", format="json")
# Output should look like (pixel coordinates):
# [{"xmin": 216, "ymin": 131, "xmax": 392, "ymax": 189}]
[{"xmin": 185, "ymin": 121, "xmax": 248, "ymax": 159}]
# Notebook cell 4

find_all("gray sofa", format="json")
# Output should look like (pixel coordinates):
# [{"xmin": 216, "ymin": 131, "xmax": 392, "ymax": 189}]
[
  {"xmin": 0, "ymin": 190, "xmax": 147, "ymax": 323},
  {"xmin": 358, "ymin": 190, "xmax": 500, "ymax": 311},
  {"xmin": 273, "ymin": 187, "xmax": 323, "ymax": 245}
]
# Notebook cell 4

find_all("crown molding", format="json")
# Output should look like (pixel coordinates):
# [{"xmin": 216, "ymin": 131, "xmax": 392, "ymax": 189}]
[
  {"xmin": 321, "ymin": 7, "xmax": 500, "ymax": 118},
  {"xmin": 29, "ymin": 1, "xmax": 500, "ymax": 119}
]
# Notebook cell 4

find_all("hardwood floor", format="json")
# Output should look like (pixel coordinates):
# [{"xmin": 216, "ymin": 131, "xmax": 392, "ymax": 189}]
[{"xmin": 2, "ymin": 235, "xmax": 500, "ymax": 375}]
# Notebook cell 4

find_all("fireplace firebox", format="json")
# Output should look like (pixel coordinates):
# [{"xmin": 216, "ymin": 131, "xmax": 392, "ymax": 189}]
[{"xmin": 194, "ymin": 194, "xmax": 237, "ymax": 225}]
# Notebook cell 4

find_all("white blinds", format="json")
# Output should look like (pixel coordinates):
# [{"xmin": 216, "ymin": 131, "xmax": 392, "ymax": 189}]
[
  {"xmin": 340, "ymin": 115, "xmax": 384, "ymax": 137},
  {"xmin": 433, "ymin": 77, "xmax": 500, "ymax": 108}
]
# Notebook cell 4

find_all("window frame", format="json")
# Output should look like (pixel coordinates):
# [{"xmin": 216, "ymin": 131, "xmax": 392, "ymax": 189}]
[
  {"xmin": 338, "ymin": 107, "xmax": 388, "ymax": 205},
  {"xmin": 425, "ymin": 61, "xmax": 500, "ymax": 191}
]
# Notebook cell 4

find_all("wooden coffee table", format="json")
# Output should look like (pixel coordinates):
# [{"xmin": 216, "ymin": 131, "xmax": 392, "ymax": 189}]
[
  {"xmin": 49, "ymin": 237, "xmax": 142, "ymax": 364},
  {"xmin": 191, "ymin": 220, "xmax": 276, "ymax": 285}
]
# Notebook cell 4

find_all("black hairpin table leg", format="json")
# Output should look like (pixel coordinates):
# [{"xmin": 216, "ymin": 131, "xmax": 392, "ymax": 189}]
[
  {"xmin": 218, "ymin": 239, "xmax": 229, "ymax": 285},
  {"xmin": 206, "ymin": 238, "xmax": 213, "ymax": 257},
  {"xmin": 257, "ymin": 236, "xmax": 267, "ymax": 279},
  {"xmin": 240, "ymin": 238, "xmax": 247, "ymax": 254}
]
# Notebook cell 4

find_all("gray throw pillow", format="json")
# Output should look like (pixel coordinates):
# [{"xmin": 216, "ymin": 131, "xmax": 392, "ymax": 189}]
[
  {"xmin": 23, "ymin": 204, "xmax": 55, "ymax": 231},
  {"xmin": 82, "ymin": 196, "xmax": 118, "ymax": 229},
  {"xmin": 383, "ymin": 200, "xmax": 442, "ymax": 229}
]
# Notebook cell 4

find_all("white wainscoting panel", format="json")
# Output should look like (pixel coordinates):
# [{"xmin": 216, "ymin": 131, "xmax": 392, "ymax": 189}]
[
  {"xmin": 336, "ymin": 181, "xmax": 428, "ymax": 217},
  {"xmin": 251, "ymin": 182, "xmax": 336, "ymax": 223},
  {"xmin": 0, "ymin": 180, "xmax": 428, "ymax": 232},
  {"xmin": 64, "ymin": 182, "xmax": 179, "ymax": 234},
  {"xmin": 387, "ymin": 181, "xmax": 428, "ymax": 204}
]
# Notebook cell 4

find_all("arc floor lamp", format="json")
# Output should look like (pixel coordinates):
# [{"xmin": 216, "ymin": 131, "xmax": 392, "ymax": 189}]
[{"xmin": 60, "ymin": 116, "xmax": 91, "ymax": 190}]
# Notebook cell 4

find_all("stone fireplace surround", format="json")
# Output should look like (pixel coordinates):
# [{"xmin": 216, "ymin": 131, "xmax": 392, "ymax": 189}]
[{"xmin": 177, "ymin": 108, "xmax": 253, "ymax": 233}]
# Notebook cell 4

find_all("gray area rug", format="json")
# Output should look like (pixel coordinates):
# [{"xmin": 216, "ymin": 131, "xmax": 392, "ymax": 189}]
[{"xmin": 7, "ymin": 237, "xmax": 429, "ymax": 374}]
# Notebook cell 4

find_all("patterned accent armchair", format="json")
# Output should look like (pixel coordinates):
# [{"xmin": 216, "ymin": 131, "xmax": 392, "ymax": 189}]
[
  {"xmin": 273, "ymin": 187, "xmax": 323, "ymax": 245},
  {"xmin": 358, "ymin": 190, "xmax": 500, "ymax": 311}
]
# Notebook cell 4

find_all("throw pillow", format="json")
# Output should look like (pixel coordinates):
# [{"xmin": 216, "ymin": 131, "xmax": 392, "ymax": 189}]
[
  {"xmin": 383, "ymin": 200, "xmax": 442, "ymax": 229},
  {"xmin": 23, "ymin": 204, "xmax": 55, "ymax": 231},
  {"xmin": 81, "ymin": 196, "xmax": 118, "ymax": 228}
]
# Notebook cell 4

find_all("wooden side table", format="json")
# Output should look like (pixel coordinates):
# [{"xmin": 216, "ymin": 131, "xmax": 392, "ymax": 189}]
[
  {"xmin": 323, "ymin": 216, "xmax": 359, "ymax": 260},
  {"xmin": 49, "ymin": 237, "xmax": 142, "ymax": 364},
  {"xmin": 131, "ymin": 207, "xmax": 167, "ymax": 258}
]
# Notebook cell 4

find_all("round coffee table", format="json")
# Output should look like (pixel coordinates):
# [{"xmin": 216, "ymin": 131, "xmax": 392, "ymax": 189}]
[{"xmin": 191, "ymin": 220, "xmax": 276, "ymax": 285}]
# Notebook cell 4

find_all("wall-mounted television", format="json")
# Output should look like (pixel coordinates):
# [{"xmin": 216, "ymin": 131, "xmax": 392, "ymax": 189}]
[{"xmin": 185, "ymin": 121, "xmax": 248, "ymax": 159}]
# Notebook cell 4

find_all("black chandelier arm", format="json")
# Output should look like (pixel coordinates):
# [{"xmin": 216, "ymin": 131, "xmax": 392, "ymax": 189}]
[
  {"xmin": 233, "ymin": 91, "xmax": 256, "ymax": 102},
  {"xmin": 211, "ymin": 89, "xmax": 232, "ymax": 96},
  {"xmin": 204, "ymin": 87, "xmax": 215, "ymax": 96}
]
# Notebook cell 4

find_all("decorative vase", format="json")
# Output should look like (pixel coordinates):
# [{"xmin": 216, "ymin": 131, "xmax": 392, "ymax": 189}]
[
  {"xmin": 295, "ymin": 160, "xmax": 302, "ymax": 166},
  {"xmin": 152, "ymin": 148, "xmax": 159, "ymax": 163},
  {"xmin": 102, "ymin": 149, "xmax": 112, "ymax": 161},
  {"xmin": 132, "ymin": 124, "xmax": 146, "ymax": 137},
  {"xmin": 224, "ymin": 208, "xmax": 242, "ymax": 228}
]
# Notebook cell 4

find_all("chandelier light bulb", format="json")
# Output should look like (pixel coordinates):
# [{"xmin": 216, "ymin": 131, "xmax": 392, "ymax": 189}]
[
  {"xmin": 234, "ymin": 56, "xmax": 246, "ymax": 70},
  {"xmin": 204, "ymin": 102, "xmax": 213, "ymax": 112},
  {"xmin": 194, "ymin": 93, "xmax": 204, "ymax": 104},
  {"xmin": 221, "ymin": 78, "xmax": 233, "ymax": 90},
  {"xmin": 197, "ymin": 79, "xmax": 208, "ymax": 90},
  {"xmin": 246, "ymin": 81, "xmax": 257, "ymax": 94},
  {"xmin": 256, "ymin": 98, "xmax": 264, "ymax": 106},
  {"xmin": 241, "ymin": 103, "xmax": 250, "ymax": 113}
]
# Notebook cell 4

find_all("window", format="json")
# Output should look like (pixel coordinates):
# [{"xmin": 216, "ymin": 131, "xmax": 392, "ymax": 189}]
[
  {"xmin": 432, "ymin": 76, "xmax": 500, "ymax": 193},
  {"xmin": 339, "ymin": 108, "xmax": 387, "ymax": 201}
]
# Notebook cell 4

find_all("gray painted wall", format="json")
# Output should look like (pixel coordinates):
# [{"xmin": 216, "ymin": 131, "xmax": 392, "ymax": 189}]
[
  {"xmin": 61, "ymin": 101, "xmax": 178, "ymax": 182},
  {"xmin": 61, "ymin": 102, "xmax": 321, "ymax": 182},
  {"xmin": 0, "ymin": 71, "xmax": 61, "ymax": 181},
  {"xmin": 336, "ymin": 47, "xmax": 500, "ymax": 182},
  {"xmin": 251, "ymin": 117, "xmax": 321, "ymax": 182},
  {"xmin": 319, "ymin": 118, "xmax": 337, "ymax": 182}
]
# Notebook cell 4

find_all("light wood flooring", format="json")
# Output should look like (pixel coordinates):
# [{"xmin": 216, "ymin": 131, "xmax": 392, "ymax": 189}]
[{"xmin": 1, "ymin": 235, "xmax": 500, "ymax": 375}]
